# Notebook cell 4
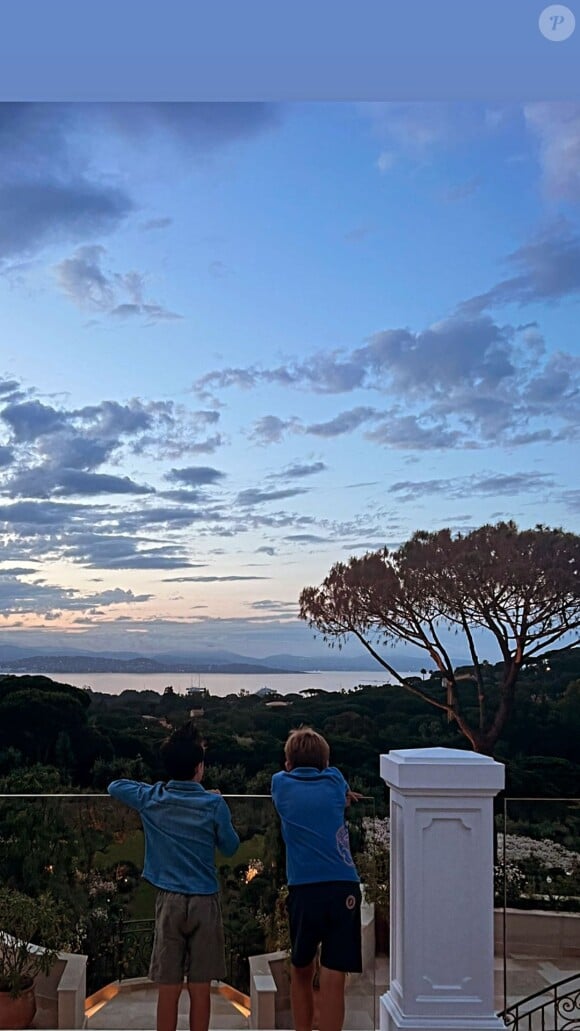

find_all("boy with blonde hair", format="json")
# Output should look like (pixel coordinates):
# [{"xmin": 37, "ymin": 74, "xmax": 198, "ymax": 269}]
[{"xmin": 271, "ymin": 727, "xmax": 362, "ymax": 1031}]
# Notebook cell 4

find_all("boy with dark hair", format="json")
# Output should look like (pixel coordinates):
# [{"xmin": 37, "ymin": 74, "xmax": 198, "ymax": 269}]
[
  {"xmin": 108, "ymin": 722, "xmax": 240, "ymax": 1031},
  {"xmin": 271, "ymin": 727, "xmax": 363, "ymax": 1031}
]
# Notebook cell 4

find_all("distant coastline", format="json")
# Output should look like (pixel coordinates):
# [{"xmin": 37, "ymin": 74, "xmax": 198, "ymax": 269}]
[
  {"xmin": 0, "ymin": 655, "xmax": 294, "ymax": 675},
  {"xmin": 0, "ymin": 647, "xmax": 444, "ymax": 677},
  {"xmin": 0, "ymin": 669, "xmax": 400, "ymax": 698}
]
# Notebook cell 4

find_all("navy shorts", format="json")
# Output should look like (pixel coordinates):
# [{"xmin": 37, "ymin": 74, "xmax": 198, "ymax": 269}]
[{"xmin": 286, "ymin": 881, "xmax": 362, "ymax": 973}]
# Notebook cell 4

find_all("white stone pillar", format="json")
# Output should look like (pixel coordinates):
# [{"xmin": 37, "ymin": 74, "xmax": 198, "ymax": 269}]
[{"xmin": 380, "ymin": 747, "xmax": 506, "ymax": 1031}]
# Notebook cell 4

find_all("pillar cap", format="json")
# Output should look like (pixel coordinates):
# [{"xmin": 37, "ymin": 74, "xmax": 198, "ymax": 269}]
[{"xmin": 381, "ymin": 746, "xmax": 505, "ymax": 793}]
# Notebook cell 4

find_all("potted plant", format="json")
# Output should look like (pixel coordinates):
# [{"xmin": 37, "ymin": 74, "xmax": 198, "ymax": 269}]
[{"xmin": 0, "ymin": 888, "xmax": 70, "ymax": 1030}]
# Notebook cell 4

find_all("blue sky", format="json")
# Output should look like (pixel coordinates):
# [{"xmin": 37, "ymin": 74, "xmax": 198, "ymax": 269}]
[{"xmin": 1, "ymin": 102, "xmax": 579, "ymax": 660}]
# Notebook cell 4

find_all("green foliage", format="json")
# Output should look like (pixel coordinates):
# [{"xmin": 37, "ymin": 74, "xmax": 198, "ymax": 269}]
[
  {"xmin": 300, "ymin": 523, "xmax": 580, "ymax": 753},
  {"xmin": 0, "ymin": 888, "xmax": 71, "ymax": 996}
]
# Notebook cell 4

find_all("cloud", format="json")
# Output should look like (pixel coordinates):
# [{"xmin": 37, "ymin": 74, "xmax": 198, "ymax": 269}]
[
  {"xmin": 237, "ymin": 487, "xmax": 308, "ymax": 506},
  {"xmin": 192, "ymin": 278, "xmax": 580, "ymax": 448},
  {"xmin": 0, "ymin": 395, "xmax": 178, "ymax": 498},
  {"xmin": 366, "ymin": 415, "xmax": 462, "ymax": 450},
  {"xmin": 0, "ymin": 573, "xmax": 152, "ymax": 618},
  {"xmin": 562, "ymin": 490, "xmax": 580, "ymax": 511},
  {"xmin": 0, "ymin": 445, "xmax": 14, "ymax": 467},
  {"xmin": 283, "ymin": 534, "xmax": 330, "ymax": 544},
  {"xmin": 461, "ymin": 226, "xmax": 580, "ymax": 313},
  {"xmin": 195, "ymin": 318, "xmax": 514, "ymax": 418},
  {"xmin": 389, "ymin": 471, "xmax": 555, "ymax": 501},
  {"xmin": 249, "ymin": 416, "xmax": 302, "ymax": 444},
  {"xmin": 140, "ymin": 217, "xmax": 173, "ymax": 231},
  {"xmin": 248, "ymin": 598, "xmax": 298, "ymax": 618},
  {"xmin": 196, "ymin": 367, "xmax": 260, "ymax": 397},
  {"xmin": 273, "ymin": 461, "xmax": 327, "ymax": 479},
  {"xmin": 52, "ymin": 471, "xmax": 152, "ymax": 497},
  {"xmin": 131, "ymin": 408, "xmax": 224, "ymax": 461},
  {"xmin": 0, "ymin": 103, "xmax": 280, "ymax": 263},
  {"xmin": 196, "ymin": 353, "xmax": 366, "ymax": 398},
  {"xmin": 0, "ymin": 180, "xmax": 133, "ymax": 262},
  {"xmin": 130, "ymin": 506, "xmax": 222, "ymax": 528},
  {"xmin": 83, "ymin": 587, "xmax": 152, "ymax": 606},
  {"xmin": 255, "ymin": 546, "xmax": 276, "ymax": 556},
  {"xmin": 162, "ymin": 574, "xmax": 269, "ymax": 584},
  {"xmin": 209, "ymin": 261, "xmax": 230, "ymax": 278},
  {"xmin": 524, "ymin": 103, "xmax": 580, "ymax": 201},
  {"xmin": 94, "ymin": 102, "xmax": 280, "ymax": 151},
  {"xmin": 0, "ymin": 566, "xmax": 38, "ymax": 575},
  {"xmin": 55, "ymin": 245, "xmax": 182, "ymax": 323},
  {"xmin": 2, "ymin": 400, "xmax": 67, "ymax": 442},
  {"xmin": 344, "ymin": 225, "xmax": 375, "ymax": 243},
  {"xmin": 158, "ymin": 489, "xmax": 204, "ymax": 504},
  {"xmin": 61, "ymin": 533, "xmax": 194, "ymax": 571},
  {"xmin": 306, "ymin": 407, "xmax": 377, "ymax": 437},
  {"xmin": 273, "ymin": 355, "xmax": 365, "ymax": 393},
  {"xmin": 0, "ymin": 378, "xmax": 24, "ymax": 400},
  {"xmin": 342, "ymin": 541, "xmax": 388, "ymax": 551},
  {"xmin": 356, "ymin": 316, "xmax": 514, "ymax": 395},
  {"xmin": 188, "ymin": 434, "xmax": 225, "ymax": 455},
  {"xmin": 0, "ymin": 500, "xmax": 85, "ymax": 527},
  {"xmin": 166, "ymin": 466, "xmax": 226, "ymax": 487},
  {"xmin": 377, "ymin": 152, "xmax": 395, "ymax": 173},
  {"xmin": 362, "ymin": 102, "xmax": 494, "ymax": 161}
]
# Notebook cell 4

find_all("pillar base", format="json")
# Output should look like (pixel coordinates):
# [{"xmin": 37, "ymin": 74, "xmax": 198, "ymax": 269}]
[{"xmin": 380, "ymin": 992, "xmax": 506, "ymax": 1031}]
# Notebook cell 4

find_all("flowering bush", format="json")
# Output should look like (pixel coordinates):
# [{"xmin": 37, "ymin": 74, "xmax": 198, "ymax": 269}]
[
  {"xmin": 495, "ymin": 833, "xmax": 580, "ymax": 908},
  {"xmin": 360, "ymin": 820, "xmax": 580, "ymax": 911},
  {"xmin": 358, "ymin": 818, "xmax": 390, "ymax": 910},
  {"xmin": 87, "ymin": 873, "xmax": 117, "ymax": 899}
]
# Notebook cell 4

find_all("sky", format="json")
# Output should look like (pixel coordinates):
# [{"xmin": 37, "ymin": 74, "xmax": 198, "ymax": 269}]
[{"xmin": 0, "ymin": 101, "xmax": 579, "ymax": 661}]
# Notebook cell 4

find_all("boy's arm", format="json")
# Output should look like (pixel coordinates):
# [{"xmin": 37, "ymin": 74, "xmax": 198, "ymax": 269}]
[
  {"xmin": 270, "ymin": 771, "xmax": 284, "ymax": 814},
  {"xmin": 331, "ymin": 767, "xmax": 364, "ymax": 807},
  {"xmin": 214, "ymin": 797, "xmax": 240, "ymax": 857},
  {"xmin": 107, "ymin": 779, "xmax": 151, "ymax": 811}
]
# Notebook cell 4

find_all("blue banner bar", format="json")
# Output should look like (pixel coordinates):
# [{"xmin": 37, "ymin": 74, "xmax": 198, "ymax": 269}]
[{"xmin": 0, "ymin": 0, "xmax": 578, "ymax": 100}]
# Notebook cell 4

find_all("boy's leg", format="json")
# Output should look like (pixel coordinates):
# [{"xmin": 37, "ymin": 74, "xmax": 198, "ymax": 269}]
[
  {"xmin": 184, "ymin": 894, "xmax": 226, "ymax": 1030},
  {"xmin": 318, "ymin": 967, "xmax": 346, "ymax": 1031},
  {"xmin": 291, "ymin": 959, "xmax": 316, "ymax": 1031},
  {"xmin": 318, "ymin": 883, "xmax": 363, "ymax": 1031},
  {"xmin": 149, "ymin": 892, "xmax": 189, "ymax": 1031},
  {"xmin": 157, "ymin": 984, "xmax": 183, "ymax": 1031},
  {"xmin": 186, "ymin": 982, "xmax": 211, "ymax": 1031},
  {"xmin": 287, "ymin": 886, "xmax": 323, "ymax": 1031}
]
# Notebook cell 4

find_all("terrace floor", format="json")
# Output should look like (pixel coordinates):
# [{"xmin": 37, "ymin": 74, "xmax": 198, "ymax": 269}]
[
  {"xmin": 85, "ymin": 982, "xmax": 250, "ymax": 1030},
  {"xmin": 78, "ymin": 954, "xmax": 580, "ymax": 1030}
]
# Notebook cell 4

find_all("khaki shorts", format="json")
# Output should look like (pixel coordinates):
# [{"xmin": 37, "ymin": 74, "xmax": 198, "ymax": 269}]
[{"xmin": 149, "ymin": 890, "xmax": 226, "ymax": 984}]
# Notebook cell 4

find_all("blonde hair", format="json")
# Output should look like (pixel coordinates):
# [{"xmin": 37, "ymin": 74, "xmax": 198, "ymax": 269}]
[{"xmin": 284, "ymin": 727, "xmax": 330, "ymax": 771}]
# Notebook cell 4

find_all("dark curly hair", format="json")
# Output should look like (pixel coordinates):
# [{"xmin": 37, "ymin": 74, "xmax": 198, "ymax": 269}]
[{"xmin": 160, "ymin": 720, "xmax": 205, "ymax": 780}]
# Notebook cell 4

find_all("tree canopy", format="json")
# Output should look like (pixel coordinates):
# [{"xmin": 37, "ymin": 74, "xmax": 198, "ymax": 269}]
[{"xmin": 299, "ymin": 522, "xmax": 580, "ymax": 753}]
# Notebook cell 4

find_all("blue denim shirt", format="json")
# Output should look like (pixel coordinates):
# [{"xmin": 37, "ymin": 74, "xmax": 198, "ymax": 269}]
[
  {"xmin": 271, "ymin": 766, "xmax": 359, "ymax": 886},
  {"xmin": 108, "ymin": 779, "xmax": 240, "ymax": 894}
]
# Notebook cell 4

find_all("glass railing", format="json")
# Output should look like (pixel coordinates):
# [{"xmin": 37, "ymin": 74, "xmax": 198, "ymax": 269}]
[
  {"xmin": 496, "ymin": 797, "xmax": 580, "ymax": 1016},
  {"xmin": 0, "ymin": 793, "xmax": 380, "ymax": 1030}
]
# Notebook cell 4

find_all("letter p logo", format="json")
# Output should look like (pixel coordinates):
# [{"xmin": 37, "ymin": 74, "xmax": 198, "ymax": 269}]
[{"xmin": 539, "ymin": 5, "xmax": 576, "ymax": 40}]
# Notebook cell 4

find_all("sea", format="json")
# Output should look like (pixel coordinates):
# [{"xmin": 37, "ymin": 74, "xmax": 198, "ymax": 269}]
[{"xmin": 24, "ymin": 670, "xmax": 404, "ymax": 697}]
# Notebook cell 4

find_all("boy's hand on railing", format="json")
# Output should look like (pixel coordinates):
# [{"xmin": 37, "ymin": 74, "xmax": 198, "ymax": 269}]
[{"xmin": 207, "ymin": 788, "xmax": 222, "ymax": 794}]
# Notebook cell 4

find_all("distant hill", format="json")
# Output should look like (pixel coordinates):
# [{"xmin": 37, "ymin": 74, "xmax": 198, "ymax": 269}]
[
  {"xmin": 0, "ymin": 654, "xmax": 291, "ymax": 675},
  {"xmin": 0, "ymin": 643, "xmax": 467, "ymax": 675},
  {"xmin": 260, "ymin": 652, "xmax": 447, "ymax": 672}
]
